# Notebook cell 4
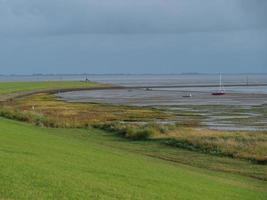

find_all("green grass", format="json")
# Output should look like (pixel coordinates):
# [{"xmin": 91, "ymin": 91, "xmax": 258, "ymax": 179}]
[
  {"xmin": 0, "ymin": 81, "xmax": 102, "ymax": 95},
  {"xmin": 0, "ymin": 118, "xmax": 266, "ymax": 199}
]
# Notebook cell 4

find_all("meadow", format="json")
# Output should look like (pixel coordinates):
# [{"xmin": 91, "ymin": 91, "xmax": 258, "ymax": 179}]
[{"xmin": 0, "ymin": 118, "xmax": 266, "ymax": 200}]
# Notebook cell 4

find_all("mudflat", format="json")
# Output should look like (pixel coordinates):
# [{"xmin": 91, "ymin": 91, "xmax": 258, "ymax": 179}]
[{"xmin": 58, "ymin": 88, "xmax": 267, "ymax": 106}]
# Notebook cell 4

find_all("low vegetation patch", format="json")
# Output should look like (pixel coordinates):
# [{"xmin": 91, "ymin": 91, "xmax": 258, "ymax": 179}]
[
  {"xmin": 0, "ymin": 93, "xmax": 173, "ymax": 128},
  {"xmin": 0, "ymin": 107, "xmax": 55, "ymax": 127},
  {"xmin": 159, "ymin": 127, "xmax": 267, "ymax": 164},
  {"xmin": 93, "ymin": 122, "xmax": 177, "ymax": 140}
]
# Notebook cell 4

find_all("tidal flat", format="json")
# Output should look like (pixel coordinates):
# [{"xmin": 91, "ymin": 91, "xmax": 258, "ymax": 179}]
[{"xmin": 58, "ymin": 88, "xmax": 267, "ymax": 131}]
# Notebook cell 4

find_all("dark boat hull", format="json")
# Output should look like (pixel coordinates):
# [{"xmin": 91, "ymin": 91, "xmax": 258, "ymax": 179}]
[{"xmin": 212, "ymin": 92, "xmax": 225, "ymax": 96}]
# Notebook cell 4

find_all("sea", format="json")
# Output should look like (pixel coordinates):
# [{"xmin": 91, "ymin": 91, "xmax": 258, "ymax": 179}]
[{"xmin": 1, "ymin": 74, "xmax": 267, "ymax": 94}]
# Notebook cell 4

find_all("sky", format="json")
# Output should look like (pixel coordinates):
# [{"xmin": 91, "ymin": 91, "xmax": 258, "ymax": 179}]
[{"xmin": 0, "ymin": 0, "xmax": 267, "ymax": 74}]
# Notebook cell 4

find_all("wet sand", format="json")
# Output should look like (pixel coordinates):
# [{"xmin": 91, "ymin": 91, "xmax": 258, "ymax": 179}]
[{"xmin": 57, "ymin": 88, "xmax": 267, "ymax": 106}]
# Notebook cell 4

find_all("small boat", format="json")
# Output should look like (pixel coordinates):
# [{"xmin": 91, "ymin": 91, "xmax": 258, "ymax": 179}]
[
  {"xmin": 212, "ymin": 73, "xmax": 225, "ymax": 95},
  {"xmin": 212, "ymin": 91, "xmax": 225, "ymax": 95},
  {"xmin": 85, "ymin": 75, "xmax": 90, "ymax": 82},
  {"xmin": 183, "ymin": 93, "xmax": 192, "ymax": 98}
]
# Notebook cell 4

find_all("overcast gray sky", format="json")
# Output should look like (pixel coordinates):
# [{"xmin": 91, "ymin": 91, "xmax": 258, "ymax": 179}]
[{"xmin": 0, "ymin": 0, "xmax": 266, "ymax": 74}]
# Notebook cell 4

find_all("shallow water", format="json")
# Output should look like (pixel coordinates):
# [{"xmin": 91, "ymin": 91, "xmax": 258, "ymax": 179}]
[
  {"xmin": 58, "ymin": 88, "xmax": 267, "ymax": 106},
  {"xmin": 155, "ymin": 86, "xmax": 267, "ymax": 94}
]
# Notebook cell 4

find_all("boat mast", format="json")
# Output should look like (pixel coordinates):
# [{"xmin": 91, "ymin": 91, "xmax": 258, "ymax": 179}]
[{"xmin": 219, "ymin": 73, "xmax": 222, "ymax": 90}]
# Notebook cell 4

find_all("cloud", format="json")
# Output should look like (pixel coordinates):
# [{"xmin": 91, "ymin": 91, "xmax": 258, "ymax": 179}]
[
  {"xmin": 0, "ymin": 0, "xmax": 267, "ymax": 36},
  {"xmin": 0, "ymin": 0, "xmax": 266, "ymax": 74},
  {"xmin": 1, "ymin": 29, "xmax": 266, "ymax": 74}
]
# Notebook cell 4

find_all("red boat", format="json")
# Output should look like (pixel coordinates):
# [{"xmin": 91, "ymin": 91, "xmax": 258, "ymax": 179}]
[
  {"xmin": 212, "ymin": 91, "xmax": 225, "ymax": 96},
  {"xmin": 212, "ymin": 74, "xmax": 225, "ymax": 96}
]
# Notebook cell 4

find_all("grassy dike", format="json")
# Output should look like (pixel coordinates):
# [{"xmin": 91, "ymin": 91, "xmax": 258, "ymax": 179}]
[
  {"xmin": 0, "ymin": 81, "xmax": 102, "ymax": 95},
  {"xmin": 0, "ymin": 118, "xmax": 266, "ymax": 200}
]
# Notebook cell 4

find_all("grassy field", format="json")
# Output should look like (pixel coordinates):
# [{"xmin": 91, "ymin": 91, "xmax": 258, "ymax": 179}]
[
  {"xmin": 0, "ymin": 118, "xmax": 266, "ymax": 200},
  {"xmin": 0, "ymin": 81, "xmax": 103, "ymax": 95}
]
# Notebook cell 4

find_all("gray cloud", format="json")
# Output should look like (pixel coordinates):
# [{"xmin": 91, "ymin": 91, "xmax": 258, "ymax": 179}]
[
  {"xmin": 1, "ymin": 30, "xmax": 266, "ymax": 74},
  {"xmin": 0, "ymin": 0, "xmax": 267, "ymax": 35},
  {"xmin": 0, "ymin": 0, "xmax": 266, "ymax": 74}
]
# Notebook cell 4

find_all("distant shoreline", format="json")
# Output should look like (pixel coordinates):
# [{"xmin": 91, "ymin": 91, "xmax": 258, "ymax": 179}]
[{"xmin": 1, "ymin": 73, "xmax": 267, "ymax": 77}]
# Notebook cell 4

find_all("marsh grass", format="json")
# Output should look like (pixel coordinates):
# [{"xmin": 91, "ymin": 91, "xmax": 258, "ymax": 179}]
[
  {"xmin": 0, "ymin": 106, "xmax": 56, "ymax": 127},
  {"xmin": 159, "ymin": 127, "xmax": 267, "ymax": 164},
  {"xmin": 0, "ymin": 93, "xmax": 173, "ymax": 128},
  {"xmin": 93, "ymin": 122, "xmax": 177, "ymax": 140},
  {"xmin": 0, "ymin": 95, "xmax": 175, "ymax": 140}
]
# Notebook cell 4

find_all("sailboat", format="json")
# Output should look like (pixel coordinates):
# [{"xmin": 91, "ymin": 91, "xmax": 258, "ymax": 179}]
[
  {"xmin": 212, "ymin": 73, "xmax": 225, "ymax": 95},
  {"xmin": 183, "ymin": 93, "xmax": 192, "ymax": 98}
]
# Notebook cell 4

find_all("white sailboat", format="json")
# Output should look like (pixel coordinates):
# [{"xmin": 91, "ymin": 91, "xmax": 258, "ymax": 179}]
[
  {"xmin": 212, "ymin": 73, "xmax": 225, "ymax": 95},
  {"xmin": 183, "ymin": 93, "xmax": 192, "ymax": 98}
]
